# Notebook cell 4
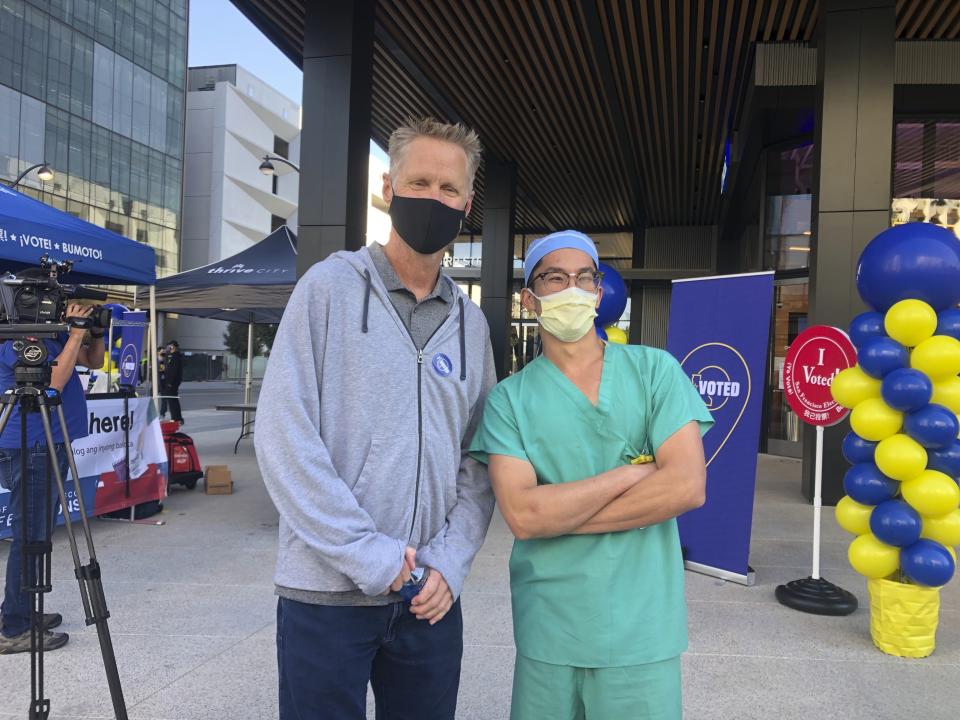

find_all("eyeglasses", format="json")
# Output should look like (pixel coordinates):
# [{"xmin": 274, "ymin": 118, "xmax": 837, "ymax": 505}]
[{"xmin": 532, "ymin": 270, "xmax": 604, "ymax": 291}]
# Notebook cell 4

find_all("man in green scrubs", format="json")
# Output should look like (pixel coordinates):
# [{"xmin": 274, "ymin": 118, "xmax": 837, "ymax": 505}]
[{"xmin": 470, "ymin": 230, "xmax": 713, "ymax": 720}]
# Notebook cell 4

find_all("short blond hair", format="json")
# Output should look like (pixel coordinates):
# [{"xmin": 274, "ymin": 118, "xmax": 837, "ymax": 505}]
[{"xmin": 388, "ymin": 117, "xmax": 483, "ymax": 194}]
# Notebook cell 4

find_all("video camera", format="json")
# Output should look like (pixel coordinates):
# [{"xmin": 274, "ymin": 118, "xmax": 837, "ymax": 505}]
[{"xmin": 0, "ymin": 254, "xmax": 110, "ymax": 340}]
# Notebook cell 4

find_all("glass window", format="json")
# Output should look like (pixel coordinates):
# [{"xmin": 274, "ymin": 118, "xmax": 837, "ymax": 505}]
[
  {"xmin": 0, "ymin": 0, "xmax": 24, "ymax": 92},
  {"xmin": 163, "ymin": 155, "xmax": 180, "ymax": 226},
  {"xmin": 150, "ymin": 2, "xmax": 168, "ymax": 78},
  {"xmin": 67, "ymin": 115, "xmax": 92, "ymax": 202},
  {"xmin": 70, "ymin": 29, "xmax": 94, "ymax": 119},
  {"xmin": 147, "ymin": 147, "xmax": 163, "ymax": 222},
  {"xmin": 44, "ymin": 106, "xmax": 69, "ymax": 186},
  {"xmin": 22, "ymin": 5, "xmax": 47, "ymax": 101},
  {"xmin": 149, "ymin": 72, "xmax": 167, "ymax": 151},
  {"xmin": 767, "ymin": 280, "xmax": 809, "ymax": 451},
  {"xmin": 18, "ymin": 93, "xmax": 45, "ymax": 166},
  {"xmin": 893, "ymin": 120, "xmax": 960, "ymax": 241},
  {"xmin": 764, "ymin": 144, "xmax": 813, "ymax": 271},
  {"xmin": 45, "ymin": 18, "xmax": 70, "ymax": 111},
  {"xmin": 95, "ymin": 0, "xmax": 115, "ymax": 45},
  {"xmin": 132, "ymin": 0, "xmax": 150, "ymax": 68},
  {"xmin": 111, "ymin": 53, "xmax": 133, "ymax": 137},
  {"xmin": 90, "ymin": 124, "xmax": 111, "ymax": 208},
  {"xmin": 46, "ymin": 0, "xmax": 70, "ymax": 23},
  {"xmin": 166, "ymin": 87, "xmax": 182, "ymax": 157},
  {"xmin": 109, "ymin": 132, "xmax": 130, "ymax": 211},
  {"xmin": 168, "ymin": 12, "xmax": 185, "ymax": 87},
  {"xmin": 0, "ymin": 85, "xmax": 20, "ymax": 180},
  {"xmin": 92, "ymin": 43, "xmax": 114, "ymax": 129},
  {"xmin": 131, "ymin": 64, "xmax": 150, "ymax": 145},
  {"xmin": 114, "ymin": 0, "xmax": 133, "ymax": 60},
  {"xmin": 72, "ymin": 0, "xmax": 96, "ymax": 37},
  {"xmin": 129, "ymin": 141, "xmax": 148, "ymax": 206}
]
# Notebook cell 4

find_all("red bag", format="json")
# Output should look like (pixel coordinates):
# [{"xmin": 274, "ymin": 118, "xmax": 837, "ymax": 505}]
[{"xmin": 163, "ymin": 421, "xmax": 203, "ymax": 489}]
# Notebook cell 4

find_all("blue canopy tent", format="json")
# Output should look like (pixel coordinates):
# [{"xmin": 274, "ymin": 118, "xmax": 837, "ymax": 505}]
[
  {"xmin": 0, "ymin": 183, "xmax": 159, "ymax": 394},
  {"xmin": 148, "ymin": 225, "xmax": 297, "ymax": 401},
  {"xmin": 0, "ymin": 184, "xmax": 156, "ymax": 285}
]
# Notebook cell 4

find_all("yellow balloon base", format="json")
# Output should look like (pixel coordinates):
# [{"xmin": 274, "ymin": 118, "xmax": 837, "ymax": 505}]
[{"xmin": 868, "ymin": 577, "xmax": 940, "ymax": 658}]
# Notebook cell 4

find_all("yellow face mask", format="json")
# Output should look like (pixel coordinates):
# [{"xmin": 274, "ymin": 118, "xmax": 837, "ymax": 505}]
[{"xmin": 532, "ymin": 287, "xmax": 598, "ymax": 343}]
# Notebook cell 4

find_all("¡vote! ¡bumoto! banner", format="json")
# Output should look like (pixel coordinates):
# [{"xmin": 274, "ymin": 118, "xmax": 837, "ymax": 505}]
[
  {"xmin": 0, "ymin": 396, "xmax": 167, "ymax": 539},
  {"xmin": 666, "ymin": 271, "xmax": 774, "ymax": 583}
]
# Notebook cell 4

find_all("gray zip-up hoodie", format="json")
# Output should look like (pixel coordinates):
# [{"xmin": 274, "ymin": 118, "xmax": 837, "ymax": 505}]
[{"xmin": 255, "ymin": 246, "xmax": 496, "ymax": 599}]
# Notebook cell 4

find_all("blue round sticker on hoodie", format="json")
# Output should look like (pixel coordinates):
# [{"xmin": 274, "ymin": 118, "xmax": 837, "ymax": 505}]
[{"xmin": 432, "ymin": 353, "xmax": 452, "ymax": 377}]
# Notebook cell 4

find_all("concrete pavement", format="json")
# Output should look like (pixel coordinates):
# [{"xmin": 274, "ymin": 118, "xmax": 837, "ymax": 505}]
[{"xmin": 0, "ymin": 427, "xmax": 958, "ymax": 719}]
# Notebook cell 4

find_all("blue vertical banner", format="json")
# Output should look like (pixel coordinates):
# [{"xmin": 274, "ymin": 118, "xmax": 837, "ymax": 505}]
[
  {"xmin": 666, "ymin": 272, "xmax": 774, "ymax": 583},
  {"xmin": 117, "ymin": 310, "xmax": 146, "ymax": 387}
]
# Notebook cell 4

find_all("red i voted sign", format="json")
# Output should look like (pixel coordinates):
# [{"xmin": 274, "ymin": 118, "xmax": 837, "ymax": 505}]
[{"xmin": 783, "ymin": 325, "xmax": 857, "ymax": 427}]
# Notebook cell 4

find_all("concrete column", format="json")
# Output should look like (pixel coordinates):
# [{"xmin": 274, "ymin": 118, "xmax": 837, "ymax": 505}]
[
  {"xmin": 804, "ymin": 0, "xmax": 895, "ymax": 504},
  {"xmin": 296, "ymin": 0, "xmax": 374, "ymax": 277},
  {"xmin": 479, "ymin": 157, "xmax": 517, "ymax": 379}
]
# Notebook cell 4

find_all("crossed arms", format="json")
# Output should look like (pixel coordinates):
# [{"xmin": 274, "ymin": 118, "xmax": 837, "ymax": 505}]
[{"xmin": 488, "ymin": 421, "xmax": 707, "ymax": 540}]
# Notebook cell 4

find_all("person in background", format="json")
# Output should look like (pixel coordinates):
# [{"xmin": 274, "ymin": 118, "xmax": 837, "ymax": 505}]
[
  {"xmin": 162, "ymin": 341, "xmax": 182, "ymax": 424},
  {"xmin": 0, "ymin": 298, "xmax": 105, "ymax": 654}
]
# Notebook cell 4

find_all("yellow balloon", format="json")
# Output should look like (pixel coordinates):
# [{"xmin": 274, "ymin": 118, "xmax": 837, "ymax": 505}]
[
  {"xmin": 921, "ymin": 508, "xmax": 960, "ymax": 547},
  {"xmin": 604, "ymin": 326, "xmax": 628, "ymax": 345},
  {"xmin": 830, "ymin": 366, "xmax": 881, "ymax": 409},
  {"xmin": 930, "ymin": 376, "xmax": 960, "ymax": 415},
  {"xmin": 884, "ymin": 299, "xmax": 937, "ymax": 348},
  {"xmin": 849, "ymin": 398, "xmax": 903, "ymax": 442},
  {"xmin": 835, "ymin": 496, "xmax": 874, "ymax": 536},
  {"xmin": 901, "ymin": 470, "xmax": 960, "ymax": 517},
  {"xmin": 874, "ymin": 434, "xmax": 928, "ymax": 481},
  {"xmin": 947, "ymin": 546, "xmax": 958, "ymax": 566},
  {"xmin": 910, "ymin": 335, "xmax": 960, "ymax": 379},
  {"xmin": 848, "ymin": 533, "xmax": 901, "ymax": 579}
]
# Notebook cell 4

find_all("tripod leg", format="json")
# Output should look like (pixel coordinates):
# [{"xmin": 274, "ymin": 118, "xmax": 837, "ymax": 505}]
[{"xmin": 38, "ymin": 403, "xmax": 129, "ymax": 720}]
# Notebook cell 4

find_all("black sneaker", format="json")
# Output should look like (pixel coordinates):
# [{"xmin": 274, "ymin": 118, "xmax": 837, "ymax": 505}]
[{"xmin": 0, "ymin": 629, "xmax": 69, "ymax": 654}]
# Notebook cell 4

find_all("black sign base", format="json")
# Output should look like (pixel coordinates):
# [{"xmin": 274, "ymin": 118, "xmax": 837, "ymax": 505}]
[{"xmin": 775, "ymin": 576, "xmax": 858, "ymax": 616}]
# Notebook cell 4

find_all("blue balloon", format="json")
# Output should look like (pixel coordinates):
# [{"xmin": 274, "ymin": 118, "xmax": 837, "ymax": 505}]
[
  {"xmin": 857, "ymin": 222, "xmax": 960, "ymax": 312},
  {"xmin": 595, "ymin": 326, "xmax": 607, "ymax": 341},
  {"xmin": 594, "ymin": 262, "xmax": 628, "ymax": 328},
  {"xmin": 869, "ymin": 500, "xmax": 922, "ymax": 547},
  {"xmin": 849, "ymin": 311, "xmax": 886, "ymax": 349},
  {"xmin": 857, "ymin": 337, "xmax": 909, "ymax": 379},
  {"xmin": 936, "ymin": 308, "xmax": 960, "ymax": 341},
  {"xmin": 842, "ymin": 432, "xmax": 877, "ymax": 465},
  {"xmin": 843, "ymin": 463, "xmax": 898, "ymax": 505},
  {"xmin": 881, "ymin": 368, "xmax": 933, "ymax": 411},
  {"xmin": 901, "ymin": 539, "xmax": 956, "ymax": 587},
  {"xmin": 903, "ymin": 403, "xmax": 960, "ymax": 449},
  {"xmin": 927, "ymin": 440, "xmax": 960, "ymax": 478}
]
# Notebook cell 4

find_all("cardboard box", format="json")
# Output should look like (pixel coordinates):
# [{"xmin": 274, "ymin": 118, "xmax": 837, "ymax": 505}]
[{"xmin": 205, "ymin": 465, "xmax": 233, "ymax": 495}]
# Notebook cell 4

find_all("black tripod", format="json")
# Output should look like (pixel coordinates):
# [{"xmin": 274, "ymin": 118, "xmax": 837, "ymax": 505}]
[{"xmin": 0, "ymin": 337, "xmax": 127, "ymax": 719}]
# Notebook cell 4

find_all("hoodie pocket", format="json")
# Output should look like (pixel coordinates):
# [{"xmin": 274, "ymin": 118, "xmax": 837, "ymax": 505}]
[{"xmin": 349, "ymin": 433, "xmax": 418, "ymax": 536}]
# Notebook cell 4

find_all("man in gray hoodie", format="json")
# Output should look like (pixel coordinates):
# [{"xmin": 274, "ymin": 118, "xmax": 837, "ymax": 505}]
[{"xmin": 256, "ymin": 118, "xmax": 496, "ymax": 720}]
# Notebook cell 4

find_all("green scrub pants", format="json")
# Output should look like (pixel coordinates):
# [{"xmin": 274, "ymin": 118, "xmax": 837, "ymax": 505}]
[{"xmin": 510, "ymin": 654, "xmax": 682, "ymax": 720}]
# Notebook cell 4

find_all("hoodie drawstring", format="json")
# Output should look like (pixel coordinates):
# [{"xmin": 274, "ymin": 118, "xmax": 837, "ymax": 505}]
[
  {"xmin": 458, "ymin": 297, "xmax": 466, "ymax": 381},
  {"xmin": 362, "ymin": 269, "xmax": 371, "ymax": 333}
]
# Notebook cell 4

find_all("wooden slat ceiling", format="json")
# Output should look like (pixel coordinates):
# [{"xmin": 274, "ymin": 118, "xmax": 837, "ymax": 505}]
[{"xmin": 231, "ymin": 0, "xmax": 960, "ymax": 233}]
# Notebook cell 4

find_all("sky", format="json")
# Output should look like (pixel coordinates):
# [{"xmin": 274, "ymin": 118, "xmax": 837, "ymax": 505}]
[{"xmin": 187, "ymin": 0, "xmax": 388, "ymax": 163}]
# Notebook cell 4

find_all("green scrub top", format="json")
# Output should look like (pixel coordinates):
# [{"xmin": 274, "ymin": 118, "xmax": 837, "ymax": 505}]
[{"xmin": 470, "ymin": 343, "xmax": 713, "ymax": 668}]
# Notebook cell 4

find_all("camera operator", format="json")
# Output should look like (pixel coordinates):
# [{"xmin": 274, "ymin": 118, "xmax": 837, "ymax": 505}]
[{"xmin": 0, "ymin": 301, "xmax": 105, "ymax": 654}]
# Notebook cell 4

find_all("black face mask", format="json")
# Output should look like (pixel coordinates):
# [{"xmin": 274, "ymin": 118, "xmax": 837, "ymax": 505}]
[{"xmin": 388, "ymin": 194, "xmax": 465, "ymax": 255}]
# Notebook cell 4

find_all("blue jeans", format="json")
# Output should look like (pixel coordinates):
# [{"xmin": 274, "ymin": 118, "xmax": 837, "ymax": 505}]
[
  {"xmin": 1, "ymin": 443, "xmax": 69, "ymax": 638},
  {"xmin": 277, "ymin": 597, "xmax": 463, "ymax": 720}
]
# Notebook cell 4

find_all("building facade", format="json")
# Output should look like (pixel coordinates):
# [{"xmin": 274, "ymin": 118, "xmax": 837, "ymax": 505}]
[
  {"xmin": 0, "ymin": 0, "xmax": 187, "ymax": 278},
  {"xmin": 178, "ymin": 64, "xmax": 300, "ymax": 376}
]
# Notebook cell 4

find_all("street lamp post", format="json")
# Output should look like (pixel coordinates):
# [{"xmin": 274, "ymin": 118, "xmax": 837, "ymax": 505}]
[
  {"xmin": 258, "ymin": 154, "xmax": 300, "ymax": 175},
  {"xmin": 9, "ymin": 162, "xmax": 54, "ymax": 188}
]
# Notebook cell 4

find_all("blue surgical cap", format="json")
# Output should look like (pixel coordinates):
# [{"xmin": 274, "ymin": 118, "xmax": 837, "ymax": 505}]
[{"xmin": 524, "ymin": 230, "xmax": 599, "ymax": 286}]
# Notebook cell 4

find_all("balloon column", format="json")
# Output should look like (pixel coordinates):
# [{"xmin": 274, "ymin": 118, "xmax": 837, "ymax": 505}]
[
  {"xmin": 595, "ymin": 262, "xmax": 628, "ymax": 344},
  {"xmin": 831, "ymin": 222, "xmax": 960, "ymax": 657}
]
